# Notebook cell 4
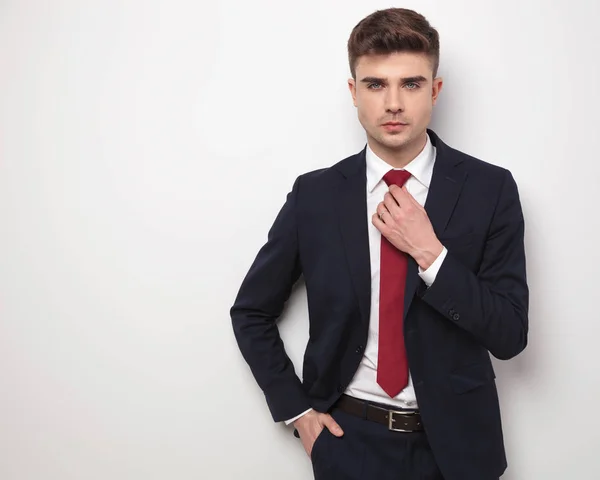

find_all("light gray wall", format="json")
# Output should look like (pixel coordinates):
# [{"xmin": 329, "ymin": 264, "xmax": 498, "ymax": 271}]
[{"xmin": 1, "ymin": 0, "xmax": 598, "ymax": 478}]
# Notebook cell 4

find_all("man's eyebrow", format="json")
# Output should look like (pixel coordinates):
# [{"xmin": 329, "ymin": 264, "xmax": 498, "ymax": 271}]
[{"xmin": 359, "ymin": 75, "xmax": 428, "ymax": 84}]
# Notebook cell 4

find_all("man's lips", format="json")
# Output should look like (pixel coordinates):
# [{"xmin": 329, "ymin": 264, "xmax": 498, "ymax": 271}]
[{"xmin": 382, "ymin": 122, "xmax": 408, "ymax": 131}]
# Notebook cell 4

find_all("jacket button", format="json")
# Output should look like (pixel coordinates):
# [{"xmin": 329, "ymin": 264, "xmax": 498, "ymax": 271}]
[
  {"xmin": 448, "ymin": 308, "xmax": 455, "ymax": 316},
  {"xmin": 453, "ymin": 313, "xmax": 460, "ymax": 321},
  {"xmin": 355, "ymin": 345, "xmax": 364, "ymax": 354},
  {"xmin": 337, "ymin": 384, "xmax": 344, "ymax": 392}
]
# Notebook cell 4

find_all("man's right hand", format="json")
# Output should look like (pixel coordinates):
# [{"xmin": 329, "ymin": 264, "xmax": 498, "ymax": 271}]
[{"xmin": 293, "ymin": 410, "xmax": 344, "ymax": 458}]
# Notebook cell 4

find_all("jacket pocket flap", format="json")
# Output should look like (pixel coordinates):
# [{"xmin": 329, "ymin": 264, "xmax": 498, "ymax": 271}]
[{"xmin": 449, "ymin": 362, "xmax": 496, "ymax": 395}]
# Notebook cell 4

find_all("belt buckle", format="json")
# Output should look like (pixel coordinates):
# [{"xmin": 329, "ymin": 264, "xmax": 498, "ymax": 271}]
[{"xmin": 387, "ymin": 409, "xmax": 416, "ymax": 432}]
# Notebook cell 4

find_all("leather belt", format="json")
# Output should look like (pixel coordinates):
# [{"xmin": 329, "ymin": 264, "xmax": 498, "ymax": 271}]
[{"xmin": 335, "ymin": 394, "xmax": 424, "ymax": 432}]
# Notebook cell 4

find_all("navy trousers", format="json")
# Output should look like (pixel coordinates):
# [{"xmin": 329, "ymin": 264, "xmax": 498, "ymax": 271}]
[{"xmin": 310, "ymin": 401, "xmax": 444, "ymax": 480}]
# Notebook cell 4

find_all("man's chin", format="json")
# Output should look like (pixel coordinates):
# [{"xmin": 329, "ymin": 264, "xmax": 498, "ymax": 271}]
[{"xmin": 378, "ymin": 135, "xmax": 412, "ymax": 150}]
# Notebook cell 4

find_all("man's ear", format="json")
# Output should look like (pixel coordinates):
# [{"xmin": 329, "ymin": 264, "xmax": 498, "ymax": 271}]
[
  {"xmin": 348, "ymin": 78, "xmax": 357, "ymax": 107},
  {"xmin": 432, "ymin": 77, "xmax": 443, "ymax": 106}
]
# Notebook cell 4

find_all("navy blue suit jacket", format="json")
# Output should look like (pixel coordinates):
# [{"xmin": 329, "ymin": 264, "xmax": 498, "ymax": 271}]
[{"xmin": 230, "ymin": 129, "xmax": 529, "ymax": 480}]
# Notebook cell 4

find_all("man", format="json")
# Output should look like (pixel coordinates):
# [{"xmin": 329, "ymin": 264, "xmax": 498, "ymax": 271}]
[{"xmin": 230, "ymin": 7, "xmax": 528, "ymax": 480}]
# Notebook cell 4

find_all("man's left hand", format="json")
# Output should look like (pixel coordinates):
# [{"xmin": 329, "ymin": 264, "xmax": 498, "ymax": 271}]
[{"xmin": 372, "ymin": 185, "xmax": 444, "ymax": 271}]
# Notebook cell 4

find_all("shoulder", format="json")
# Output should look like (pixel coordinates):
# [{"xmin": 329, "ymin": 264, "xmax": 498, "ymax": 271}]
[
  {"xmin": 292, "ymin": 149, "xmax": 364, "ymax": 189},
  {"xmin": 447, "ymin": 144, "xmax": 509, "ymax": 178},
  {"xmin": 437, "ymin": 138, "xmax": 518, "ymax": 196},
  {"xmin": 439, "ymin": 141, "xmax": 523, "ymax": 224}
]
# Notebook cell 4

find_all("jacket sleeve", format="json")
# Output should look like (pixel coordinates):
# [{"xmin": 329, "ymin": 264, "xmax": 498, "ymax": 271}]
[
  {"xmin": 230, "ymin": 175, "xmax": 310, "ymax": 422},
  {"xmin": 420, "ymin": 169, "xmax": 529, "ymax": 360}
]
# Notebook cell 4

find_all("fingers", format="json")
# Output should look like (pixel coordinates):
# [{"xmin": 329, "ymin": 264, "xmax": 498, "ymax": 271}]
[
  {"xmin": 377, "ymin": 194, "xmax": 400, "ymax": 228},
  {"xmin": 301, "ymin": 413, "xmax": 345, "ymax": 459},
  {"xmin": 388, "ymin": 185, "xmax": 424, "ymax": 216},
  {"xmin": 396, "ymin": 185, "xmax": 424, "ymax": 211},
  {"xmin": 321, "ymin": 413, "xmax": 344, "ymax": 437},
  {"xmin": 387, "ymin": 184, "xmax": 404, "ymax": 205},
  {"xmin": 383, "ymin": 191, "xmax": 401, "ymax": 214},
  {"xmin": 375, "ymin": 202, "xmax": 389, "ymax": 220},
  {"xmin": 389, "ymin": 184, "xmax": 418, "ymax": 203},
  {"xmin": 372, "ymin": 211, "xmax": 389, "ymax": 233}
]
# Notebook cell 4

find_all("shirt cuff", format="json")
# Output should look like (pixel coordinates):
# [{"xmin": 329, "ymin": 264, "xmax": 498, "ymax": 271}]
[
  {"xmin": 418, "ymin": 246, "xmax": 448, "ymax": 287},
  {"xmin": 284, "ymin": 408, "xmax": 313, "ymax": 425}
]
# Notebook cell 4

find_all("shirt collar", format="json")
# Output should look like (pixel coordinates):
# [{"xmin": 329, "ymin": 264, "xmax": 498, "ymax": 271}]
[{"xmin": 365, "ymin": 133, "xmax": 436, "ymax": 193}]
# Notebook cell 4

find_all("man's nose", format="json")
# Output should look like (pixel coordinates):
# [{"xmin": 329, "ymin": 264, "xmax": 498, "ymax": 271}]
[{"xmin": 385, "ymin": 90, "xmax": 405, "ymax": 113}]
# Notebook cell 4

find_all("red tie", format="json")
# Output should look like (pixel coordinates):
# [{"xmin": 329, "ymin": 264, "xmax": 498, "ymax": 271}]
[{"xmin": 377, "ymin": 169, "xmax": 412, "ymax": 398}]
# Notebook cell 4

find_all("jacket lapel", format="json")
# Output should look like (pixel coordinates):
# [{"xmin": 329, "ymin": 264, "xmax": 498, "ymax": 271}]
[
  {"xmin": 334, "ymin": 148, "xmax": 371, "ymax": 326},
  {"xmin": 402, "ymin": 130, "xmax": 468, "ymax": 320}
]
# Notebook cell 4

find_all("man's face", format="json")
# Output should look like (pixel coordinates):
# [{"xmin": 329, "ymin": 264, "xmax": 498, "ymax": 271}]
[{"xmin": 348, "ymin": 52, "xmax": 443, "ymax": 158}]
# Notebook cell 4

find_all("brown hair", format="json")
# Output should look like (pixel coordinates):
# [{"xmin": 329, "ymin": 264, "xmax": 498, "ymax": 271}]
[{"xmin": 347, "ymin": 8, "xmax": 440, "ymax": 79}]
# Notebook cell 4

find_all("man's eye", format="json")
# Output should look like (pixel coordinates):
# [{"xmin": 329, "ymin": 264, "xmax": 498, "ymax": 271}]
[
  {"xmin": 367, "ymin": 83, "xmax": 383, "ymax": 89},
  {"xmin": 405, "ymin": 82, "xmax": 420, "ymax": 89}
]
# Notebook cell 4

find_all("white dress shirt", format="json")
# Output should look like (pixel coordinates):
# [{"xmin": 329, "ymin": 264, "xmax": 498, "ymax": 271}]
[{"xmin": 286, "ymin": 134, "xmax": 448, "ymax": 425}]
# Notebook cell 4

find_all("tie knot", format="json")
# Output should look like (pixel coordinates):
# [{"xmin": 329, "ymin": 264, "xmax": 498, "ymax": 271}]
[{"xmin": 383, "ymin": 169, "xmax": 411, "ymax": 187}]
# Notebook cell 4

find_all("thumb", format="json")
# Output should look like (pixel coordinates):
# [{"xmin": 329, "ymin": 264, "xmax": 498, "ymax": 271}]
[
  {"xmin": 402, "ymin": 185, "xmax": 424, "ymax": 209},
  {"xmin": 322, "ymin": 414, "xmax": 344, "ymax": 437}
]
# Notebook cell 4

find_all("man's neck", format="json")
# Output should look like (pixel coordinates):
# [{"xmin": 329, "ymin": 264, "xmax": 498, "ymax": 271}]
[{"xmin": 368, "ymin": 132, "xmax": 428, "ymax": 169}]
